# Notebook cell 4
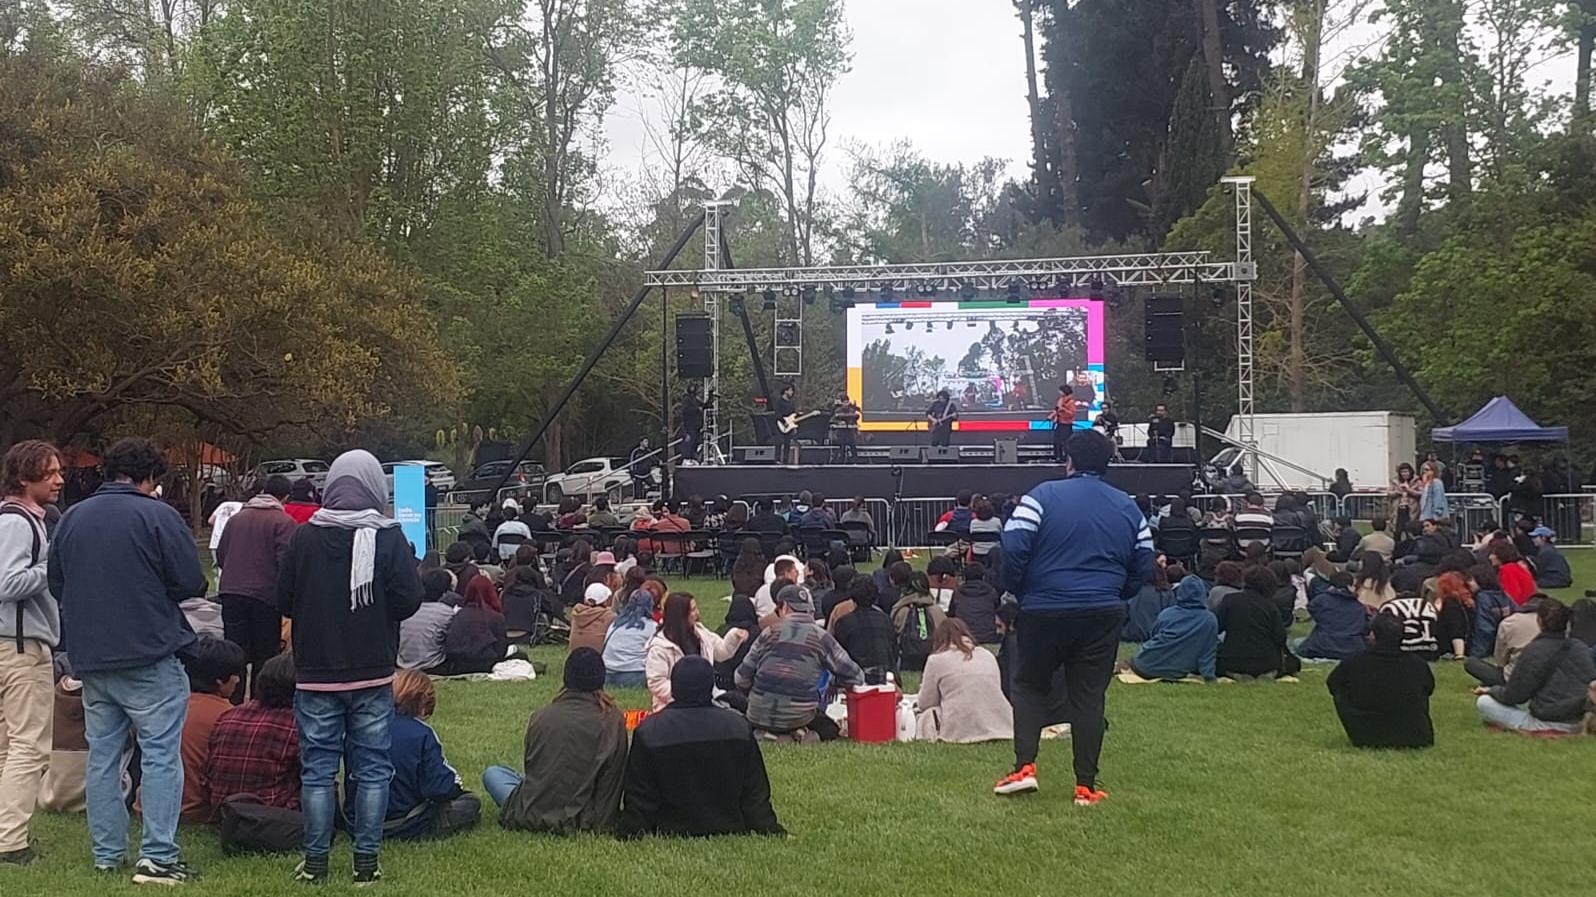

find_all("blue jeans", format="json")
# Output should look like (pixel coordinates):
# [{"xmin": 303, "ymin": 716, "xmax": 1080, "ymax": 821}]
[
  {"xmin": 1475, "ymin": 695, "xmax": 1582, "ymax": 734},
  {"xmin": 295, "ymin": 686, "xmax": 395, "ymax": 859},
  {"xmin": 81, "ymin": 656, "xmax": 188, "ymax": 866},
  {"xmin": 481, "ymin": 766, "xmax": 523, "ymax": 807},
  {"xmin": 606, "ymin": 670, "xmax": 645, "ymax": 688}
]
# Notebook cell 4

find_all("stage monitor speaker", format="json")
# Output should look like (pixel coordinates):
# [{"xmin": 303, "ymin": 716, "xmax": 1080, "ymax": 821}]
[
  {"xmin": 1144, "ymin": 295, "xmax": 1185, "ymax": 364},
  {"xmin": 925, "ymin": 446, "xmax": 960, "ymax": 464},
  {"xmin": 993, "ymin": 437, "xmax": 1019, "ymax": 464},
  {"xmin": 888, "ymin": 446, "xmax": 921, "ymax": 463},
  {"xmin": 675, "ymin": 315, "xmax": 714, "ymax": 379},
  {"xmin": 738, "ymin": 446, "xmax": 776, "ymax": 464}
]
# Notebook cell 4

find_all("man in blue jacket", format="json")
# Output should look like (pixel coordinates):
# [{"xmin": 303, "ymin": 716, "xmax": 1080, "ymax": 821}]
[
  {"xmin": 48, "ymin": 438, "xmax": 208, "ymax": 884},
  {"xmin": 994, "ymin": 429, "xmax": 1154, "ymax": 805}
]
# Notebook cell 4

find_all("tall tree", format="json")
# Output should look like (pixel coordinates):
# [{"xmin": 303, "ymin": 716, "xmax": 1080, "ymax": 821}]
[{"xmin": 1194, "ymin": 0, "xmax": 1234, "ymax": 157}]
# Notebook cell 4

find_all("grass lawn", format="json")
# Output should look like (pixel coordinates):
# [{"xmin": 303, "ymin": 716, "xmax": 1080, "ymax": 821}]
[{"xmin": 11, "ymin": 553, "xmax": 1596, "ymax": 896}]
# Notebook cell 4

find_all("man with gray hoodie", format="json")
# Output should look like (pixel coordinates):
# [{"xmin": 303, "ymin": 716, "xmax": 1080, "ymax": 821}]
[{"xmin": 0, "ymin": 440, "xmax": 64, "ymax": 866}]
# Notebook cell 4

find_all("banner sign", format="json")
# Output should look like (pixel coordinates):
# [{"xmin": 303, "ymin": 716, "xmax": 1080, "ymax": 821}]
[{"xmin": 394, "ymin": 463, "xmax": 428, "ymax": 560}]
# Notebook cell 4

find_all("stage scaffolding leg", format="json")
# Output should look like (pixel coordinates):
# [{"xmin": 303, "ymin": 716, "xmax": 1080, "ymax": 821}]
[
  {"xmin": 1223, "ymin": 176, "xmax": 1258, "ymax": 482},
  {"xmin": 702, "ymin": 201, "xmax": 730, "ymax": 465}
]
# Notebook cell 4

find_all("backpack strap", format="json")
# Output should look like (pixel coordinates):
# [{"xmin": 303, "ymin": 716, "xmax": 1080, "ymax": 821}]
[{"xmin": 0, "ymin": 505, "xmax": 42, "ymax": 653}]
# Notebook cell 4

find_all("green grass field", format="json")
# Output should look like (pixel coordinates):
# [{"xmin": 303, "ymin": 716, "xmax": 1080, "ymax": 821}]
[{"xmin": 10, "ymin": 553, "xmax": 1596, "ymax": 896}]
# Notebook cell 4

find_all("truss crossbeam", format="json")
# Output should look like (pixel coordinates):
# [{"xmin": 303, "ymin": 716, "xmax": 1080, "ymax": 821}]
[{"xmin": 646, "ymin": 252, "xmax": 1240, "ymax": 290}]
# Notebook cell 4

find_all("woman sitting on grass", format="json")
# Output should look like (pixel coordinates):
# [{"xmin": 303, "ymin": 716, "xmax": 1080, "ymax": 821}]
[
  {"xmin": 1121, "ymin": 562, "xmax": 1176, "ymax": 643},
  {"xmin": 1474, "ymin": 598, "xmax": 1596, "ymax": 736},
  {"xmin": 1128, "ymin": 573, "xmax": 1217, "ymax": 682},
  {"xmin": 441, "ymin": 576, "xmax": 509, "ymax": 675},
  {"xmin": 915, "ymin": 619, "xmax": 1012, "ymax": 743},
  {"xmin": 1216, "ymin": 565, "xmax": 1301, "ymax": 679},
  {"xmin": 1432, "ymin": 571, "xmax": 1476, "ymax": 659},
  {"xmin": 1353, "ymin": 553, "xmax": 1397, "ymax": 609},
  {"xmin": 384, "ymin": 670, "xmax": 480, "ymax": 840},
  {"xmin": 602, "ymin": 589, "xmax": 658, "ymax": 688},
  {"xmin": 484, "ymin": 648, "xmax": 628, "ymax": 833},
  {"xmin": 644, "ymin": 592, "xmax": 749, "ymax": 711}
]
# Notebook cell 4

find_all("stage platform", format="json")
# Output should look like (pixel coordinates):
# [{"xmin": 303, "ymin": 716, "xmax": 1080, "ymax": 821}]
[{"xmin": 673, "ymin": 462, "xmax": 1194, "ymax": 501}]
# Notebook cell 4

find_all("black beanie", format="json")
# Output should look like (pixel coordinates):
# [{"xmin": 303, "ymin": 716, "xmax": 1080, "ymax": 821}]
[
  {"xmin": 564, "ymin": 647, "xmax": 606, "ymax": 693},
  {"xmin": 669, "ymin": 656, "xmax": 715, "ymax": 707}
]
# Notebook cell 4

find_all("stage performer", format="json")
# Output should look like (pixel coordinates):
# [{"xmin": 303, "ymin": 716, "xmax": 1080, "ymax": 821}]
[
  {"xmin": 1049, "ymin": 384, "xmax": 1077, "ymax": 463},
  {"xmin": 772, "ymin": 383, "xmax": 799, "ymax": 465},
  {"xmin": 925, "ymin": 391, "xmax": 959, "ymax": 448},
  {"xmin": 829, "ymin": 392, "xmax": 861, "ymax": 464},
  {"xmin": 1146, "ymin": 404, "xmax": 1176, "ymax": 463},
  {"xmin": 994, "ymin": 429, "xmax": 1154, "ymax": 805},
  {"xmin": 678, "ymin": 389, "xmax": 708, "ymax": 464}
]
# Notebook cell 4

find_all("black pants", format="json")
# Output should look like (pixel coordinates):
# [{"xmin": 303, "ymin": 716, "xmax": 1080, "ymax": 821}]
[
  {"xmin": 831, "ymin": 429, "xmax": 856, "ymax": 463},
  {"xmin": 1011, "ymin": 608, "xmax": 1124, "ymax": 787},
  {"xmin": 930, "ymin": 425, "xmax": 953, "ymax": 448},
  {"xmin": 1464, "ymin": 657, "xmax": 1507, "ymax": 687},
  {"xmin": 1052, "ymin": 425, "xmax": 1069, "ymax": 463},
  {"xmin": 221, "ymin": 595, "xmax": 281, "ymax": 701}
]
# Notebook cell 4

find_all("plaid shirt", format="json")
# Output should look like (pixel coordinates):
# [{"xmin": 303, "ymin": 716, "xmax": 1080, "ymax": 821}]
[{"xmin": 204, "ymin": 701, "xmax": 301, "ymax": 810}]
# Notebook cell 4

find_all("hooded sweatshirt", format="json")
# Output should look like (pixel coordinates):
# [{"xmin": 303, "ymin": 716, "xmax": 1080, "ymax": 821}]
[
  {"xmin": 0, "ymin": 498, "xmax": 58, "ymax": 648},
  {"xmin": 949, "ymin": 579, "xmax": 1002, "ymax": 645},
  {"xmin": 1296, "ymin": 578, "xmax": 1370, "ymax": 660},
  {"xmin": 1129, "ymin": 576, "xmax": 1218, "ymax": 681}
]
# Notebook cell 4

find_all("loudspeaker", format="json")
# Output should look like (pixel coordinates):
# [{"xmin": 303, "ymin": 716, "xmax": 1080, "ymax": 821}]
[
  {"xmin": 925, "ymin": 446, "xmax": 960, "ymax": 464},
  {"xmin": 993, "ymin": 438, "xmax": 1019, "ymax": 464},
  {"xmin": 738, "ymin": 446, "xmax": 776, "ymax": 464},
  {"xmin": 1144, "ymin": 295, "xmax": 1185, "ymax": 364},
  {"xmin": 675, "ymin": 315, "xmax": 714, "ymax": 379},
  {"xmin": 888, "ymin": 446, "xmax": 921, "ymax": 463}
]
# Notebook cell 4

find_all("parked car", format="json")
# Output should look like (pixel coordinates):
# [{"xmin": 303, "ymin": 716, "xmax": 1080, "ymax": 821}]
[
  {"xmin": 245, "ymin": 458, "xmax": 330, "ymax": 493},
  {"xmin": 451, "ymin": 459, "xmax": 546, "ymax": 506},
  {"xmin": 543, "ymin": 458, "xmax": 634, "ymax": 504},
  {"xmin": 380, "ymin": 461, "xmax": 457, "ymax": 494}
]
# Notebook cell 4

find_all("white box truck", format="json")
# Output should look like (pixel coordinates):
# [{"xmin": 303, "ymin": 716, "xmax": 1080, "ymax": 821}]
[{"xmin": 1210, "ymin": 411, "xmax": 1417, "ymax": 490}]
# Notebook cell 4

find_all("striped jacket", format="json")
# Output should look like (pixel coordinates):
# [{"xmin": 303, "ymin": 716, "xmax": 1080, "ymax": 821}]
[
  {"xmin": 1000, "ymin": 473, "xmax": 1156, "ymax": 613},
  {"xmin": 735, "ymin": 612, "xmax": 863, "ymax": 733}
]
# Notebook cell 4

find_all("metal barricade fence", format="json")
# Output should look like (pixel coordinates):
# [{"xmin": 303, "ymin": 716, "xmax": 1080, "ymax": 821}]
[
  {"xmin": 891, "ymin": 497, "xmax": 956, "ymax": 549},
  {"xmin": 1521, "ymin": 493, "xmax": 1592, "ymax": 546},
  {"xmin": 1446, "ymin": 493, "xmax": 1504, "ymax": 540},
  {"xmin": 1340, "ymin": 492, "xmax": 1390, "ymax": 524},
  {"xmin": 429, "ymin": 504, "xmax": 469, "ymax": 550}
]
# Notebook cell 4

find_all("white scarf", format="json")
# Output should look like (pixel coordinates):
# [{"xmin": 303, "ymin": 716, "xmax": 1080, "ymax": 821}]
[{"xmin": 310, "ymin": 508, "xmax": 398, "ymax": 611}]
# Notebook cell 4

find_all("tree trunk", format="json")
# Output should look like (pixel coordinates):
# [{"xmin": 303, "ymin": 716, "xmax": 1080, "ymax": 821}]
[
  {"xmin": 1435, "ymin": 5, "xmax": 1471, "ymax": 201},
  {"xmin": 1576, "ymin": 15, "xmax": 1595, "ymax": 130},
  {"xmin": 1195, "ymin": 0, "xmax": 1233, "ymax": 158},
  {"xmin": 1397, "ymin": 127, "xmax": 1429, "ymax": 238},
  {"xmin": 1015, "ymin": 0, "xmax": 1056, "ymax": 210},
  {"xmin": 541, "ymin": 9, "xmax": 565, "ymax": 258},
  {"xmin": 1288, "ymin": 0, "xmax": 1324, "ymax": 412}
]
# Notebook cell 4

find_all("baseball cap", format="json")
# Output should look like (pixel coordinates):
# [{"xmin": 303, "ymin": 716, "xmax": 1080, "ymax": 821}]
[
  {"xmin": 775, "ymin": 583, "xmax": 813, "ymax": 613},
  {"xmin": 502, "ymin": 498, "xmax": 521, "ymax": 512},
  {"xmin": 1529, "ymin": 526, "xmax": 1555, "ymax": 539},
  {"xmin": 583, "ymin": 583, "xmax": 612, "ymax": 605}
]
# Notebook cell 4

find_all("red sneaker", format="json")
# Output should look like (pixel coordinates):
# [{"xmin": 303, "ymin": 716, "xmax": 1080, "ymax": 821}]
[
  {"xmin": 993, "ymin": 763, "xmax": 1038, "ymax": 795},
  {"xmin": 1073, "ymin": 785, "xmax": 1108, "ymax": 806}
]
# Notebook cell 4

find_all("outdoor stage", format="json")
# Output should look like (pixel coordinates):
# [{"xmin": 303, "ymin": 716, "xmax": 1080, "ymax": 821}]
[{"xmin": 673, "ymin": 462, "xmax": 1195, "ymax": 501}]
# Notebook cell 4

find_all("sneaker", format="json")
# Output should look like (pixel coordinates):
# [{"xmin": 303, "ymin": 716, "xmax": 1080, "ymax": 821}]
[
  {"xmin": 0, "ymin": 846, "xmax": 37, "ymax": 866},
  {"xmin": 1073, "ymin": 785, "xmax": 1108, "ymax": 806},
  {"xmin": 353, "ymin": 866, "xmax": 383, "ymax": 887},
  {"xmin": 132, "ymin": 858, "xmax": 198, "ymax": 886},
  {"xmin": 293, "ymin": 861, "xmax": 328, "ymax": 885},
  {"xmin": 993, "ymin": 763, "xmax": 1039, "ymax": 795}
]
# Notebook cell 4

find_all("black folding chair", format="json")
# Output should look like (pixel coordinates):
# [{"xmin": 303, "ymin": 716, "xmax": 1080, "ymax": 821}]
[
  {"xmin": 1155, "ymin": 528, "xmax": 1200, "ymax": 567},
  {"xmin": 839, "ymin": 520, "xmax": 874, "ymax": 563},
  {"xmin": 796, "ymin": 526, "xmax": 830, "ymax": 559},
  {"xmin": 1233, "ymin": 526, "xmax": 1273, "ymax": 555},
  {"xmin": 1200, "ymin": 527, "xmax": 1236, "ymax": 559},
  {"xmin": 682, "ymin": 529, "xmax": 717, "ymax": 578},
  {"xmin": 1270, "ymin": 524, "xmax": 1308, "ymax": 560}
]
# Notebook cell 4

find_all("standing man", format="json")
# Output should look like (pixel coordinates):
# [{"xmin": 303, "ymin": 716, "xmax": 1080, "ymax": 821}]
[
  {"xmin": 925, "ymin": 389, "xmax": 958, "ymax": 449},
  {"xmin": 772, "ymin": 383, "xmax": 799, "ymax": 465},
  {"xmin": 277, "ymin": 450, "xmax": 423, "ymax": 885},
  {"xmin": 679, "ymin": 388, "xmax": 707, "ymax": 464},
  {"xmin": 217, "ymin": 474, "xmax": 296, "ymax": 699},
  {"xmin": 0, "ymin": 440, "xmax": 63, "ymax": 866},
  {"xmin": 48, "ymin": 438, "xmax": 207, "ymax": 883},
  {"xmin": 829, "ymin": 391, "xmax": 861, "ymax": 464},
  {"xmin": 1049, "ymin": 384, "xmax": 1077, "ymax": 464},
  {"xmin": 630, "ymin": 438, "xmax": 656, "ymax": 499},
  {"xmin": 994, "ymin": 429, "xmax": 1154, "ymax": 804},
  {"xmin": 1146, "ymin": 403, "xmax": 1175, "ymax": 463}
]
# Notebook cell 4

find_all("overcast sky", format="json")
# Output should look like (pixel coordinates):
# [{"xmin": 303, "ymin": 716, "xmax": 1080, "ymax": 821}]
[{"xmin": 600, "ymin": 1, "xmax": 1579, "ymax": 226}]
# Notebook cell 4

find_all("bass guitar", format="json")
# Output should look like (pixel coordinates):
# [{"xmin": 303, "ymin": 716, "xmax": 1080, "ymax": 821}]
[{"xmin": 777, "ymin": 410, "xmax": 828, "ymax": 435}]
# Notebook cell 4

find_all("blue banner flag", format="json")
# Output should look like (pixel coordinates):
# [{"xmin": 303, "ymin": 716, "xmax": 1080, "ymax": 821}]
[{"xmin": 394, "ymin": 463, "xmax": 427, "ymax": 560}]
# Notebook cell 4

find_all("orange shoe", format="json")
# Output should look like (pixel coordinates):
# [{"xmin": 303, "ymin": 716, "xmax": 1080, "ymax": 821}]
[
  {"xmin": 1073, "ymin": 785, "xmax": 1108, "ymax": 806},
  {"xmin": 993, "ymin": 763, "xmax": 1038, "ymax": 795}
]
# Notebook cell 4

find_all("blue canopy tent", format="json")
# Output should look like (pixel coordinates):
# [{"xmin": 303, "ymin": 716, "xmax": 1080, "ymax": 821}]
[{"xmin": 1431, "ymin": 396, "xmax": 1568, "ymax": 443}]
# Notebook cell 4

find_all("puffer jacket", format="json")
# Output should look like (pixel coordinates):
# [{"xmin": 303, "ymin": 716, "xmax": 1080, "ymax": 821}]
[
  {"xmin": 1296, "ymin": 579, "xmax": 1370, "ymax": 660},
  {"xmin": 1487, "ymin": 632, "xmax": 1596, "ymax": 722}
]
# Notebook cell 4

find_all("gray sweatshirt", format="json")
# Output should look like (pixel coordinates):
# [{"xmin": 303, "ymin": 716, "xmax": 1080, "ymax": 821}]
[{"xmin": 0, "ymin": 499, "xmax": 60, "ymax": 647}]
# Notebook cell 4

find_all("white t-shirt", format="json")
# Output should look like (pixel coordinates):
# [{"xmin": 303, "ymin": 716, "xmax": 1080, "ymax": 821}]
[{"xmin": 208, "ymin": 501, "xmax": 244, "ymax": 551}]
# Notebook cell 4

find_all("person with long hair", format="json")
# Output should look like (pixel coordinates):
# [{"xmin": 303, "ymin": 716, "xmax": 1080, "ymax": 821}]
[
  {"xmin": 1122, "ymin": 561, "xmax": 1175, "ymax": 642},
  {"xmin": 730, "ymin": 538, "xmax": 766, "ymax": 598},
  {"xmin": 890, "ymin": 570, "xmax": 948, "ymax": 672},
  {"xmin": 915, "ymin": 619, "xmax": 1012, "ymax": 743},
  {"xmin": 715, "ymin": 595, "xmax": 761, "ymax": 693},
  {"xmin": 1389, "ymin": 462, "xmax": 1420, "ymax": 535},
  {"xmin": 558, "ymin": 539, "xmax": 595, "ymax": 608},
  {"xmin": 642, "ymin": 593, "xmax": 748, "ymax": 711},
  {"xmin": 602, "ymin": 589, "xmax": 658, "ymax": 688},
  {"xmin": 1354, "ymin": 553, "xmax": 1396, "ymax": 609},
  {"xmin": 385, "ymin": 671, "xmax": 480, "ymax": 840},
  {"xmin": 441, "ymin": 576, "xmax": 510, "ymax": 675},
  {"xmin": 1216, "ymin": 566, "xmax": 1300, "ymax": 679},
  {"xmin": 1418, "ymin": 462, "xmax": 1450, "ymax": 523},
  {"xmin": 1432, "ymin": 572, "xmax": 1476, "ymax": 659},
  {"xmin": 501, "ymin": 552, "xmax": 551, "ymax": 645},
  {"xmin": 1490, "ymin": 541, "xmax": 1536, "ymax": 605},
  {"xmin": 1474, "ymin": 598, "xmax": 1596, "ymax": 734},
  {"xmin": 1466, "ymin": 563, "xmax": 1516, "ymax": 659},
  {"xmin": 484, "ymin": 648, "xmax": 627, "ymax": 833}
]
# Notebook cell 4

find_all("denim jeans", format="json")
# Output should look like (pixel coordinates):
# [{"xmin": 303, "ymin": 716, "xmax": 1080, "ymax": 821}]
[
  {"xmin": 481, "ymin": 765, "xmax": 523, "ymax": 807},
  {"xmin": 606, "ymin": 670, "xmax": 645, "ymax": 689},
  {"xmin": 294, "ymin": 686, "xmax": 395, "ymax": 859},
  {"xmin": 1475, "ymin": 695, "xmax": 1582, "ymax": 734},
  {"xmin": 81, "ymin": 656, "xmax": 188, "ymax": 866}
]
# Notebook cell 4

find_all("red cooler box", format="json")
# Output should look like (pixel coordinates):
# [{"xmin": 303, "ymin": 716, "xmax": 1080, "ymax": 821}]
[{"xmin": 846, "ymin": 686, "xmax": 897, "ymax": 743}]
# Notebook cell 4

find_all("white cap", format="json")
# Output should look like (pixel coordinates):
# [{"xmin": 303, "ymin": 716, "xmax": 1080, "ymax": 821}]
[
  {"xmin": 583, "ymin": 583, "xmax": 611, "ymax": 605},
  {"xmin": 502, "ymin": 498, "xmax": 521, "ymax": 512}
]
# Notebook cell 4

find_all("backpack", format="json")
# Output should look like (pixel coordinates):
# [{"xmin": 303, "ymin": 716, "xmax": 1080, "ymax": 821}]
[
  {"xmin": 217, "ymin": 794, "xmax": 303, "ymax": 854},
  {"xmin": 1, "ymin": 505, "xmax": 42, "ymax": 653},
  {"xmin": 897, "ymin": 604, "xmax": 936, "ymax": 671}
]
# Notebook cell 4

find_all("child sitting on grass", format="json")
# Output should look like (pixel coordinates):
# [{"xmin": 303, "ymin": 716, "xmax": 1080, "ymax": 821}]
[
  {"xmin": 178, "ymin": 636, "xmax": 247, "ymax": 824},
  {"xmin": 384, "ymin": 670, "xmax": 480, "ymax": 840}
]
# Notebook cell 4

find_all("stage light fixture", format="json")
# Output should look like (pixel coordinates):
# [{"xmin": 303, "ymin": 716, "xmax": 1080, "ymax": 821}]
[
  {"xmin": 1106, "ymin": 288, "xmax": 1124, "ymax": 311},
  {"xmin": 1088, "ymin": 277, "xmax": 1105, "ymax": 301},
  {"xmin": 967, "ymin": 320, "xmax": 978, "ymax": 328},
  {"xmin": 828, "ymin": 295, "xmax": 852, "ymax": 314},
  {"xmin": 1055, "ymin": 275, "xmax": 1073, "ymax": 293},
  {"xmin": 916, "ymin": 283, "xmax": 937, "ymax": 298},
  {"xmin": 1161, "ymin": 374, "xmax": 1179, "ymax": 395},
  {"xmin": 1005, "ymin": 278, "xmax": 1024, "ymax": 304},
  {"xmin": 761, "ymin": 288, "xmax": 778, "ymax": 310},
  {"xmin": 959, "ymin": 282, "xmax": 978, "ymax": 301},
  {"xmin": 880, "ymin": 284, "xmax": 895, "ymax": 302},
  {"xmin": 801, "ymin": 285, "xmax": 817, "ymax": 305},
  {"xmin": 1211, "ymin": 286, "xmax": 1227, "ymax": 307},
  {"xmin": 841, "ymin": 286, "xmax": 857, "ymax": 300},
  {"xmin": 945, "ymin": 320, "xmax": 955, "ymax": 330},
  {"xmin": 782, "ymin": 284, "xmax": 799, "ymax": 298}
]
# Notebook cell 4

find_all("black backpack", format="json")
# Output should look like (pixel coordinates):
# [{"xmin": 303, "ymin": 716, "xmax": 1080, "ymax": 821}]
[
  {"xmin": 897, "ymin": 603, "xmax": 936, "ymax": 671},
  {"xmin": 1, "ymin": 505, "xmax": 41, "ymax": 653}
]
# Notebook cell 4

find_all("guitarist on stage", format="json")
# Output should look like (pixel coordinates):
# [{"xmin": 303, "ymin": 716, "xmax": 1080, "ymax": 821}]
[
  {"xmin": 773, "ymin": 382, "xmax": 799, "ymax": 464},
  {"xmin": 829, "ymin": 391, "xmax": 861, "ymax": 464},
  {"xmin": 925, "ymin": 389, "xmax": 959, "ymax": 448}
]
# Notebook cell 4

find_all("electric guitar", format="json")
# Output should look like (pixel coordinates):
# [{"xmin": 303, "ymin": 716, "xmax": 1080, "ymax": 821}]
[
  {"xmin": 777, "ymin": 410, "xmax": 828, "ymax": 434},
  {"xmin": 926, "ymin": 406, "xmax": 959, "ymax": 430}
]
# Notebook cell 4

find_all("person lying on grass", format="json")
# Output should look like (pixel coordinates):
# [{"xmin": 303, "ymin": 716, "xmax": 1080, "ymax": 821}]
[
  {"xmin": 384, "ymin": 670, "xmax": 480, "ymax": 841},
  {"xmin": 1326, "ymin": 613, "xmax": 1434, "ymax": 749}
]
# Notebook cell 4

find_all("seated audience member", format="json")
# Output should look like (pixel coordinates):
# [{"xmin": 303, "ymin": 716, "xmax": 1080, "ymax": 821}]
[
  {"xmin": 1122, "ymin": 562, "xmax": 1177, "ymax": 642},
  {"xmin": 1354, "ymin": 553, "xmax": 1397, "ymax": 609},
  {"xmin": 890, "ymin": 571, "xmax": 948, "ymax": 671},
  {"xmin": 1297, "ymin": 572, "xmax": 1369, "ymax": 661},
  {"xmin": 179, "ymin": 636, "xmax": 248, "ymax": 823},
  {"xmin": 716, "ymin": 595, "xmax": 761, "ymax": 692},
  {"xmin": 501, "ymin": 556, "xmax": 551, "ymax": 645},
  {"xmin": 936, "ymin": 490, "xmax": 975, "ymax": 535},
  {"xmin": 825, "ymin": 573, "xmax": 869, "ymax": 628},
  {"xmin": 729, "ymin": 538, "xmax": 767, "ymax": 599},
  {"xmin": 1357, "ymin": 516, "xmax": 1396, "ymax": 562},
  {"xmin": 1156, "ymin": 497, "xmax": 1199, "ymax": 551},
  {"xmin": 385, "ymin": 671, "xmax": 480, "ymax": 840},
  {"xmin": 1572, "ymin": 599, "xmax": 1596, "ymax": 666},
  {"xmin": 204, "ymin": 654, "xmax": 302, "ymax": 841},
  {"xmin": 915, "ymin": 619, "xmax": 1013, "ymax": 743},
  {"xmin": 804, "ymin": 559, "xmax": 836, "ymax": 615},
  {"xmin": 735, "ymin": 585, "xmax": 864, "ymax": 737},
  {"xmin": 603, "ymin": 589, "xmax": 658, "ymax": 688},
  {"xmin": 871, "ymin": 549, "xmax": 904, "ymax": 595},
  {"xmin": 1432, "ymin": 572, "xmax": 1476, "ymax": 659},
  {"xmin": 1466, "ymin": 594, "xmax": 1541, "ymax": 686},
  {"xmin": 494, "ymin": 502, "xmax": 533, "ymax": 561},
  {"xmin": 398, "ymin": 569, "xmax": 457, "ymax": 672},
  {"xmin": 1207, "ymin": 561, "xmax": 1246, "ymax": 613},
  {"xmin": 1327, "ymin": 613, "xmax": 1435, "ymax": 749},
  {"xmin": 1232, "ymin": 492, "xmax": 1275, "ymax": 544},
  {"xmin": 968, "ymin": 498, "xmax": 1003, "ymax": 558},
  {"xmin": 797, "ymin": 494, "xmax": 833, "ymax": 530},
  {"xmin": 1216, "ymin": 566, "xmax": 1301, "ymax": 679},
  {"xmin": 570, "ymin": 582, "xmax": 617, "ymax": 654},
  {"xmin": 442, "ymin": 576, "xmax": 510, "ymax": 675},
  {"xmin": 485, "ymin": 649, "xmax": 627, "ymax": 832},
  {"xmin": 830, "ymin": 578, "xmax": 896, "ymax": 679},
  {"xmin": 472, "ymin": 541, "xmax": 505, "ymax": 586},
  {"xmin": 948, "ymin": 561, "xmax": 1002, "ymax": 646},
  {"xmin": 442, "ymin": 542, "xmax": 481, "ymax": 595},
  {"xmin": 1329, "ymin": 517, "xmax": 1362, "ymax": 562},
  {"xmin": 644, "ymin": 593, "xmax": 749, "ymax": 711},
  {"xmin": 586, "ymin": 496, "xmax": 621, "ymax": 530},
  {"xmin": 1468, "ymin": 564, "xmax": 1517, "ymax": 659},
  {"xmin": 819, "ymin": 565, "xmax": 855, "ymax": 623},
  {"xmin": 1490, "ymin": 541, "xmax": 1537, "ymax": 605},
  {"xmin": 619, "ymin": 658, "xmax": 784, "ymax": 838},
  {"xmin": 925, "ymin": 556, "xmax": 959, "ymax": 612},
  {"xmin": 1529, "ymin": 526, "xmax": 1573, "ymax": 589},
  {"xmin": 753, "ymin": 555, "xmax": 804, "ymax": 620},
  {"xmin": 1379, "ymin": 591, "xmax": 1442, "ymax": 659},
  {"xmin": 745, "ymin": 499, "xmax": 788, "ymax": 535},
  {"xmin": 1129, "ymin": 574, "xmax": 1218, "ymax": 682},
  {"xmin": 1474, "ymin": 598, "xmax": 1596, "ymax": 735},
  {"xmin": 1267, "ymin": 560, "xmax": 1302, "ymax": 623}
]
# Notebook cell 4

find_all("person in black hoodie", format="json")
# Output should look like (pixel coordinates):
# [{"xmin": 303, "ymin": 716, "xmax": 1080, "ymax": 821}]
[
  {"xmin": 618, "ymin": 658, "xmax": 784, "ymax": 838},
  {"xmin": 277, "ymin": 449, "xmax": 423, "ymax": 885},
  {"xmin": 1216, "ymin": 565, "xmax": 1301, "ymax": 679},
  {"xmin": 715, "ymin": 595, "xmax": 760, "ymax": 696},
  {"xmin": 1326, "ymin": 613, "xmax": 1434, "ymax": 748},
  {"xmin": 949, "ymin": 561, "xmax": 1002, "ymax": 646}
]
